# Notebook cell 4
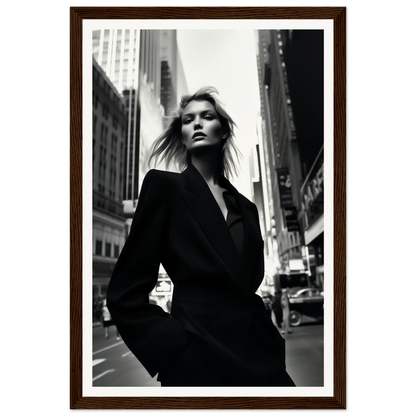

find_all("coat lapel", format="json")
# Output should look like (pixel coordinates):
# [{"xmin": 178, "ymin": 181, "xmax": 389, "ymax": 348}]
[
  {"xmin": 220, "ymin": 177, "xmax": 264, "ymax": 289},
  {"xmin": 179, "ymin": 165, "xmax": 252, "ymax": 293}
]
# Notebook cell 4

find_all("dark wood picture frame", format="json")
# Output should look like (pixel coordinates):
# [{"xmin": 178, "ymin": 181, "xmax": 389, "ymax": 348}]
[{"xmin": 70, "ymin": 6, "xmax": 346, "ymax": 409}]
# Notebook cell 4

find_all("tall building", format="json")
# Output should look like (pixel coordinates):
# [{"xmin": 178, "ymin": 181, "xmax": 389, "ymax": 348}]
[
  {"xmin": 93, "ymin": 28, "xmax": 142, "ymax": 205},
  {"xmin": 256, "ymin": 30, "xmax": 304, "ymax": 278},
  {"xmin": 92, "ymin": 28, "xmax": 141, "ymax": 94},
  {"xmin": 279, "ymin": 30, "xmax": 324, "ymax": 288},
  {"xmin": 279, "ymin": 30, "xmax": 324, "ymax": 175},
  {"xmin": 92, "ymin": 29, "xmax": 188, "ymax": 209},
  {"xmin": 256, "ymin": 30, "xmax": 324, "ymax": 289},
  {"xmin": 160, "ymin": 30, "xmax": 189, "ymax": 121},
  {"xmin": 92, "ymin": 57, "xmax": 128, "ymax": 316}
]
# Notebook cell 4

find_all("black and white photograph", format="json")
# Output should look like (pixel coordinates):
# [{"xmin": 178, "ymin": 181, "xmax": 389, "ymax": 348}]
[{"xmin": 84, "ymin": 17, "xmax": 332, "ymax": 399}]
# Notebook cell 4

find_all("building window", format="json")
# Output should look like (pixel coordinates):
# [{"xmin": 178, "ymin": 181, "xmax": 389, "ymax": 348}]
[
  {"xmin": 105, "ymin": 242, "xmax": 111, "ymax": 257},
  {"xmin": 114, "ymin": 244, "xmax": 119, "ymax": 258},
  {"xmin": 95, "ymin": 240, "xmax": 102, "ymax": 256},
  {"xmin": 102, "ymin": 104, "xmax": 109, "ymax": 120}
]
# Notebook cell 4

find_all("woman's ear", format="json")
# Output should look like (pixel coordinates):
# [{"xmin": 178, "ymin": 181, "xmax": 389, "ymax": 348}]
[{"xmin": 222, "ymin": 133, "xmax": 228, "ymax": 140}]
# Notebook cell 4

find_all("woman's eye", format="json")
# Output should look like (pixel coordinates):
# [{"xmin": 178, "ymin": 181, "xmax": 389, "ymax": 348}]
[{"xmin": 183, "ymin": 115, "xmax": 214, "ymax": 124}]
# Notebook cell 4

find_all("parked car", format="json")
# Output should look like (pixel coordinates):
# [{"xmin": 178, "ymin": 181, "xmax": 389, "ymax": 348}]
[{"xmin": 287, "ymin": 287, "xmax": 324, "ymax": 326}]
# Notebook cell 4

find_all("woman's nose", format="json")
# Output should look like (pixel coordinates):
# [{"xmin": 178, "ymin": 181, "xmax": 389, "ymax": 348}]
[{"xmin": 194, "ymin": 117, "xmax": 202, "ymax": 129}]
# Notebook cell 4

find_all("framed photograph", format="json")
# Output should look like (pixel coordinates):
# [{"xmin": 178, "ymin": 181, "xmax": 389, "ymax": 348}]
[{"xmin": 70, "ymin": 7, "xmax": 346, "ymax": 409}]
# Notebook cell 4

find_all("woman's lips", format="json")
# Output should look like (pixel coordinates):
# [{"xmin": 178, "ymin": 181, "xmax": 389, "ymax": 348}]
[{"xmin": 192, "ymin": 133, "xmax": 207, "ymax": 140}]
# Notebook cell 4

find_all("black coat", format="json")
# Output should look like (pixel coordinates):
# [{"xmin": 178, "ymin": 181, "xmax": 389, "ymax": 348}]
[{"xmin": 107, "ymin": 164, "xmax": 294, "ymax": 387}]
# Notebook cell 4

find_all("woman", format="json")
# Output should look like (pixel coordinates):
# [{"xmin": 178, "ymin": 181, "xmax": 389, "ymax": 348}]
[{"xmin": 107, "ymin": 87, "xmax": 295, "ymax": 387}]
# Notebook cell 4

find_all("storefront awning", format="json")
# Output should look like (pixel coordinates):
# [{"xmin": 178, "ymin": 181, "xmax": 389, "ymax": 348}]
[{"xmin": 304, "ymin": 214, "xmax": 324, "ymax": 245}]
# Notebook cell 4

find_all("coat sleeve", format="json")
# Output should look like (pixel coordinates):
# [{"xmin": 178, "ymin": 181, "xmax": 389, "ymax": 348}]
[{"xmin": 106, "ymin": 169, "xmax": 190, "ymax": 377}]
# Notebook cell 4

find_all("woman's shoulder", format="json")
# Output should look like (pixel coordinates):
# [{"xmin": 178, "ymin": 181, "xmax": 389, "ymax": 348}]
[
  {"xmin": 144, "ymin": 169, "xmax": 181, "ymax": 184},
  {"xmin": 142, "ymin": 169, "xmax": 183, "ymax": 194},
  {"xmin": 137, "ymin": 169, "xmax": 182, "ymax": 206}
]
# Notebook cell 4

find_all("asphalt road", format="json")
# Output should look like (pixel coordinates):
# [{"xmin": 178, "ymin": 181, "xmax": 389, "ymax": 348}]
[
  {"xmin": 283, "ymin": 321, "xmax": 324, "ymax": 386},
  {"xmin": 92, "ymin": 325, "xmax": 160, "ymax": 386}
]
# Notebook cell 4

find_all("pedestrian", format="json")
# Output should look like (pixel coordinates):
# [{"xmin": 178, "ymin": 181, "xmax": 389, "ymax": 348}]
[
  {"xmin": 107, "ymin": 86, "xmax": 295, "ymax": 387},
  {"xmin": 262, "ymin": 294, "xmax": 273, "ymax": 316},
  {"xmin": 272, "ymin": 290, "xmax": 283, "ymax": 329},
  {"xmin": 281, "ymin": 290, "xmax": 292, "ymax": 335},
  {"xmin": 101, "ymin": 299, "xmax": 120, "ymax": 340}
]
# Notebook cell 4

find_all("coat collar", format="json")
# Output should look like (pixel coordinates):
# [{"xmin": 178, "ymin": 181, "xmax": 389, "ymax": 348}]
[
  {"xmin": 179, "ymin": 164, "xmax": 261, "ymax": 293},
  {"xmin": 181, "ymin": 163, "xmax": 240, "ymax": 199},
  {"xmin": 181, "ymin": 163, "xmax": 209, "ymax": 196}
]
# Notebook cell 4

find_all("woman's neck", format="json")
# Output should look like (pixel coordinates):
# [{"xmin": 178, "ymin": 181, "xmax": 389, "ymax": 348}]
[{"xmin": 191, "ymin": 155, "xmax": 221, "ymax": 186}]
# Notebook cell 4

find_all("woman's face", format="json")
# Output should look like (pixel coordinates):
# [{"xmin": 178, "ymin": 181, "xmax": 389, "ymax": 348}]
[{"xmin": 181, "ymin": 100, "xmax": 225, "ymax": 154}]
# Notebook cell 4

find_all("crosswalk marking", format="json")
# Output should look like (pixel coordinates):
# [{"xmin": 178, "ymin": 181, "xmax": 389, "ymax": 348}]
[
  {"xmin": 92, "ymin": 369, "xmax": 115, "ymax": 382},
  {"xmin": 92, "ymin": 358, "xmax": 106, "ymax": 366},
  {"xmin": 93, "ymin": 341, "xmax": 124, "ymax": 355},
  {"xmin": 122, "ymin": 351, "xmax": 132, "ymax": 357}
]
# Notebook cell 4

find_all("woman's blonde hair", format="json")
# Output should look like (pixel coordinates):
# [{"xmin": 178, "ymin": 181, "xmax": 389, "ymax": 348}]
[{"xmin": 149, "ymin": 86, "xmax": 241, "ymax": 178}]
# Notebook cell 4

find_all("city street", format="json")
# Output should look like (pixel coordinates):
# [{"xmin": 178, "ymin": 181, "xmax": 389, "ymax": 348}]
[
  {"xmin": 92, "ymin": 320, "xmax": 323, "ymax": 387},
  {"xmin": 92, "ymin": 325, "xmax": 160, "ymax": 387},
  {"xmin": 284, "ymin": 321, "xmax": 324, "ymax": 386}
]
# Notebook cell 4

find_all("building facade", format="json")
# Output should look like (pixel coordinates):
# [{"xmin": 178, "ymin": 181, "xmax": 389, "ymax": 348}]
[
  {"xmin": 256, "ymin": 30, "xmax": 324, "ymax": 290},
  {"xmin": 92, "ymin": 57, "xmax": 128, "ymax": 318},
  {"xmin": 256, "ymin": 30, "xmax": 304, "ymax": 278},
  {"xmin": 279, "ymin": 30, "xmax": 324, "ymax": 288},
  {"xmin": 92, "ymin": 28, "xmax": 141, "ymax": 95},
  {"xmin": 93, "ymin": 29, "xmax": 188, "ymax": 208},
  {"xmin": 160, "ymin": 30, "xmax": 189, "ymax": 121},
  {"xmin": 93, "ymin": 28, "xmax": 144, "ymax": 205}
]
